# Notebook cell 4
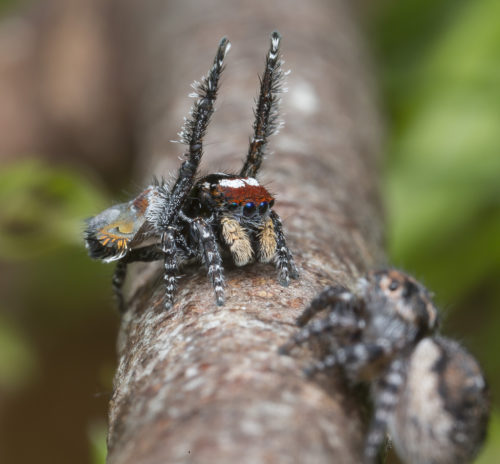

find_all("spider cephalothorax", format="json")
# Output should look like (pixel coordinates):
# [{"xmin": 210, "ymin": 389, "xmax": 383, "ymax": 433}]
[
  {"xmin": 186, "ymin": 173, "xmax": 278, "ymax": 266},
  {"xmin": 85, "ymin": 32, "xmax": 298, "ymax": 311},
  {"xmin": 280, "ymin": 269, "xmax": 489, "ymax": 464}
]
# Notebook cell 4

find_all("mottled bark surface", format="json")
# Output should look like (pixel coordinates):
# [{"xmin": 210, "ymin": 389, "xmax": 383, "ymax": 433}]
[{"xmin": 107, "ymin": 0, "xmax": 384, "ymax": 463}]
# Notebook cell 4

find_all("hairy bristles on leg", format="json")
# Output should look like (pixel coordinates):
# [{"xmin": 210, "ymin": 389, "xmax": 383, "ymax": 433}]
[
  {"xmin": 257, "ymin": 217, "xmax": 277, "ymax": 263},
  {"xmin": 221, "ymin": 217, "xmax": 253, "ymax": 266},
  {"xmin": 270, "ymin": 210, "xmax": 298, "ymax": 286},
  {"xmin": 153, "ymin": 37, "xmax": 231, "ymax": 229},
  {"xmin": 240, "ymin": 31, "xmax": 286, "ymax": 178}
]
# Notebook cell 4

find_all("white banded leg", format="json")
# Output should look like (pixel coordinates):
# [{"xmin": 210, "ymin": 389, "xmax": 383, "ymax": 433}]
[
  {"xmin": 304, "ymin": 340, "xmax": 396, "ymax": 379},
  {"xmin": 161, "ymin": 229, "xmax": 178, "ymax": 309},
  {"xmin": 270, "ymin": 210, "xmax": 298, "ymax": 286},
  {"xmin": 279, "ymin": 310, "xmax": 360, "ymax": 355},
  {"xmin": 296, "ymin": 285, "xmax": 354, "ymax": 326},
  {"xmin": 192, "ymin": 219, "xmax": 225, "ymax": 306},
  {"xmin": 364, "ymin": 359, "xmax": 406, "ymax": 463}
]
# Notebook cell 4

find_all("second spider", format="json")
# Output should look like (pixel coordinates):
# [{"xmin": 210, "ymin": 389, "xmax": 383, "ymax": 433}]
[{"xmin": 280, "ymin": 270, "xmax": 489, "ymax": 464}]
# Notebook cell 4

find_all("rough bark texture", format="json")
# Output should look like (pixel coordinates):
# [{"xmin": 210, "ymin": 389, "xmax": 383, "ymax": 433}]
[{"xmin": 107, "ymin": 0, "xmax": 384, "ymax": 463}]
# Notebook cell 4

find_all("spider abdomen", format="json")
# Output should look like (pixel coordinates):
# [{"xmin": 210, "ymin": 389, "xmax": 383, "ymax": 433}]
[
  {"xmin": 390, "ymin": 337, "xmax": 489, "ymax": 464},
  {"xmin": 84, "ymin": 186, "xmax": 155, "ymax": 262}
]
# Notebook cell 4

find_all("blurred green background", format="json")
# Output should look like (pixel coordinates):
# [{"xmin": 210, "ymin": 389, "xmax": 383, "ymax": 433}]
[{"xmin": 0, "ymin": 0, "xmax": 499, "ymax": 463}]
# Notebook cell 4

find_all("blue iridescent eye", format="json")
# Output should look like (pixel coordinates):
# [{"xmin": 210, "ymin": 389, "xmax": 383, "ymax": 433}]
[
  {"xmin": 229, "ymin": 202, "xmax": 239, "ymax": 209},
  {"xmin": 259, "ymin": 201, "xmax": 268, "ymax": 214},
  {"xmin": 243, "ymin": 202, "xmax": 256, "ymax": 216}
]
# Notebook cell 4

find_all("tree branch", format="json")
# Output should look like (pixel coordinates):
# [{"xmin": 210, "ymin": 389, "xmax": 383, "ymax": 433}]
[{"xmin": 108, "ymin": 0, "xmax": 384, "ymax": 462}]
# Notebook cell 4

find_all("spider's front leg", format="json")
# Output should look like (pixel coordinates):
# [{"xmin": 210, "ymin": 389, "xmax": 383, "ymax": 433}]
[
  {"xmin": 279, "ymin": 310, "xmax": 361, "ymax": 355},
  {"xmin": 241, "ymin": 31, "xmax": 285, "ymax": 178},
  {"xmin": 296, "ymin": 284, "xmax": 354, "ymax": 326},
  {"xmin": 364, "ymin": 358, "xmax": 406, "ymax": 464},
  {"xmin": 303, "ymin": 339, "xmax": 398, "ymax": 380},
  {"xmin": 160, "ymin": 229, "xmax": 180, "ymax": 309},
  {"xmin": 279, "ymin": 290, "xmax": 361, "ymax": 355},
  {"xmin": 269, "ymin": 210, "xmax": 299, "ymax": 286},
  {"xmin": 191, "ymin": 218, "xmax": 225, "ymax": 306}
]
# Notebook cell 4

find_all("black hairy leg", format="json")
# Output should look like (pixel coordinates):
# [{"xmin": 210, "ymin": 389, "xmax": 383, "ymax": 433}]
[
  {"xmin": 190, "ymin": 218, "xmax": 225, "ymax": 306},
  {"xmin": 241, "ymin": 31, "xmax": 285, "ymax": 178},
  {"xmin": 269, "ymin": 210, "xmax": 298, "ymax": 286}
]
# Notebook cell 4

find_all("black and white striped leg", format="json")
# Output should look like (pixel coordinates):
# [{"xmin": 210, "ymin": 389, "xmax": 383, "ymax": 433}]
[
  {"xmin": 303, "ymin": 340, "xmax": 396, "ymax": 379},
  {"xmin": 364, "ymin": 359, "xmax": 406, "ymax": 463},
  {"xmin": 161, "ymin": 230, "xmax": 178, "ymax": 309},
  {"xmin": 296, "ymin": 285, "xmax": 353, "ymax": 326},
  {"xmin": 270, "ymin": 210, "xmax": 298, "ymax": 287},
  {"xmin": 112, "ymin": 261, "xmax": 128, "ymax": 313},
  {"xmin": 191, "ymin": 219, "xmax": 225, "ymax": 306},
  {"xmin": 279, "ymin": 310, "xmax": 360, "ymax": 355}
]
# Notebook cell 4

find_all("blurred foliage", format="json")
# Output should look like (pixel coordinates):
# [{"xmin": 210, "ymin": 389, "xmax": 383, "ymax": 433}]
[
  {"xmin": 0, "ymin": 160, "xmax": 115, "ymax": 325},
  {"xmin": 0, "ymin": 160, "xmax": 107, "ymax": 260},
  {"xmin": 0, "ymin": 311, "xmax": 37, "ymax": 390},
  {"xmin": 376, "ymin": 0, "xmax": 500, "ymax": 303},
  {"xmin": 477, "ymin": 412, "xmax": 500, "ymax": 464},
  {"xmin": 372, "ymin": 0, "xmax": 500, "ymax": 462},
  {"xmin": 0, "ymin": 159, "xmax": 116, "ymax": 463},
  {"xmin": 0, "ymin": 0, "xmax": 21, "ymax": 15},
  {"xmin": 88, "ymin": 421, "xmax": 107, "ymax": 464}
]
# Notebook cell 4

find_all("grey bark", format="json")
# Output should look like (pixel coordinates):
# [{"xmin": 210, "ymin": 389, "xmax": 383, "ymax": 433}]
[{"xmin": 108, "ymin": 0, "xmax": 385, "ymax": 462}]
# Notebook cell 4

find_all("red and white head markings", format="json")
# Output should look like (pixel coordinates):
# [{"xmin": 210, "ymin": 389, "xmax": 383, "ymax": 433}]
[
  {"xmin": 218, "ymin": 177, "xmax": 274, "ymax": 215},
  {"xmin": 197, "ymin": 174, "xmax": 274, "ymax": 218}
]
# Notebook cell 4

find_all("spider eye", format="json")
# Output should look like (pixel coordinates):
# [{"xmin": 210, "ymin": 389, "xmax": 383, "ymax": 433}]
[
  {"xmin": 269, "ymin": 199, "xmax": 275, "ymax": 208},
  {"xmin": 243, "ymin": 202, "xmax": 256, "ymax": 216},
  {"xmin": 229, "ymin": 202, "xmax": 239, "ymax": 210},
  {"xmin": 389, "ymin": 280, "xmax": 399, "ymax": 291},
  {"xmin": 259, "ymin": 201, "xmax": 268, "ymax": 214}
]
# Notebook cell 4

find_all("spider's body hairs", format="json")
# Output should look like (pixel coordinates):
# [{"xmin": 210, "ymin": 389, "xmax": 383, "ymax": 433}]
[
  {"xmin": 85, "ymin": 32, "xmax": 297, "ymax": 311},
  {"xmin": 280, "ymin": 269, "xmax": 490, "ymax": 464}
]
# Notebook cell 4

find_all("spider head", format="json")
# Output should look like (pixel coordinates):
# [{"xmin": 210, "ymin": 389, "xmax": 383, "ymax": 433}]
[
  {"xmin": 199, "ymin": 174, "xmax": 274, "ymax": 223},
  {"xmin": 369, "ymin": 269, "xmax": 439, "ymax": 337}
]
